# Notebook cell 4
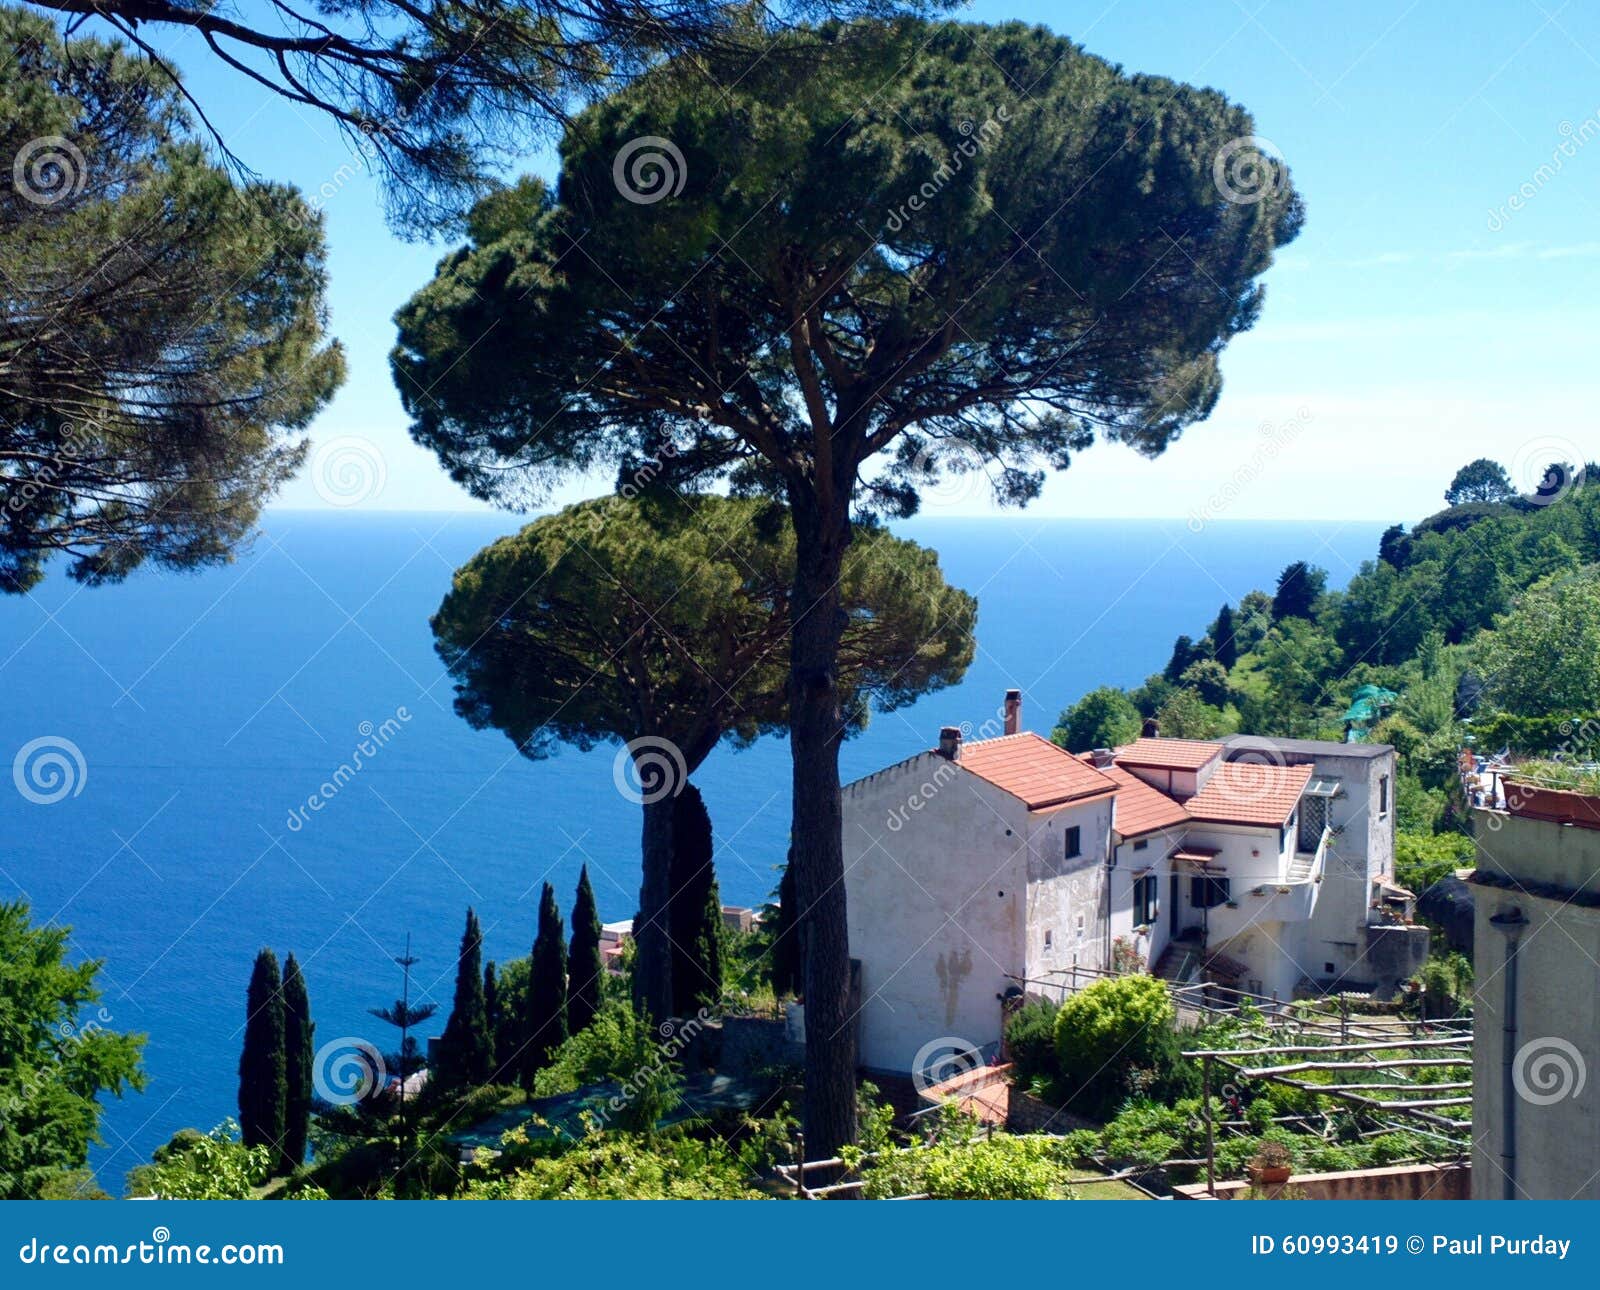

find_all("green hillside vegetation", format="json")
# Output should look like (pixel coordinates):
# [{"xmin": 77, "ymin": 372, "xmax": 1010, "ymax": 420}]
[{"xmin": 1056, "ymin": 461, "xmax": 1600, "ymax": 849}]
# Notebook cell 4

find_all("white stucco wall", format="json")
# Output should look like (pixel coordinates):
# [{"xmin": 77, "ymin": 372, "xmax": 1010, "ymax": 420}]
[
  {"xmin": 843, "ymin": 753, "xmax": 1032, "ymax": 1073},
  {"xmin": 1022, "ymin": 795, "xmax": 1115, "ymax": 984}
]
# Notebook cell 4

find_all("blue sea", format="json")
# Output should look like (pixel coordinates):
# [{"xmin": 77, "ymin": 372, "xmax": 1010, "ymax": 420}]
[{"xmin": 0, "ymin": 512, "xmax": 1383, "ymax": 1186}]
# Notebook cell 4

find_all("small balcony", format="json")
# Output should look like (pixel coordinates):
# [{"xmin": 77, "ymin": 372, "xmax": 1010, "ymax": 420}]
[{"xmin": 1245, "ymin": 826, "xmax": 1329, "ymax": 922}]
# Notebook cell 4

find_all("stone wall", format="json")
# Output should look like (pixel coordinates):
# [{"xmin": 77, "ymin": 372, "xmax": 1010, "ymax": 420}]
[{"xmin": 1174, "ymin": 1163, "xmax": 1469, "ymax": 1200}]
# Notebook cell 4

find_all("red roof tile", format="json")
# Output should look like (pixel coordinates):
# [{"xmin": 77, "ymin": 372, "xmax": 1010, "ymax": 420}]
[
  {"xmin": 957, "ymin": 733, "xmax": 1120, "ymax": 810},
  {"xmin": 1183, "ymin": 760, "xmax": 1314, "ymax": 827},
  {"xmin": 1114, "ymin": 737, "xmax": 1225, "ymax": 771},
  {"xmin": 1093, "ymin": 763, "xmax": 1192, "ymax": 838}
]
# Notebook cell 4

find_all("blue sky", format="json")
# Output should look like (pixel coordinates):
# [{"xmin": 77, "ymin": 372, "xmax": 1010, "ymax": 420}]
[{"xmin": 141, "ymin": 1, "xmax": 1600, "ymax": 520}]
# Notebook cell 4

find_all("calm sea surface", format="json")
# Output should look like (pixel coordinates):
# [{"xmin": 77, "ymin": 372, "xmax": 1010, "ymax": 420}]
[{"xmin": 0, "ymin": 512, "xmax": 1383, "ymax": 1184}]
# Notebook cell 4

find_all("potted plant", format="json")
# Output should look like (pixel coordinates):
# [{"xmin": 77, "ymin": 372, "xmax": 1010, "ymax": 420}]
[{"xmin": 1248, "ymin": 1141, "xmax": 1293, "ymax": 1185}]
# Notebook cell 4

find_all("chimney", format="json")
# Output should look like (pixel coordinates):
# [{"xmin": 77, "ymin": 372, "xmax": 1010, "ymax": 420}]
[
  {"xmin": 937, "ymin": 726, "xmax": 963, "ymax": 760},
  {"xmin": 1089, "ymin": 747, "xmax": 1116, "ymax": 768},
  {"xmin": 1003, "ymin": 689, "xmax": 1022, "ymax": 736},
  {"xmin": 1142, "ymin": 716, "xmax": 1160, "ymax": 739}
]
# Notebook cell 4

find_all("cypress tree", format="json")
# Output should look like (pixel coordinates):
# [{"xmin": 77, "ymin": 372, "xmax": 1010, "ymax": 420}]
[
  {"xmin": 523, "ymin": 884, "xmax": 568, "ymax": 1087},
  {"xmin": 769, "ymin": 853, "xmax": 802, "ymax": 1000},
  {"xmin": 668, "ymin": 783, "xmax": 723, "ymax": 1016},
  {"xmin": 567, "ymin": 866, "xmax": 604, "ymax": 1035},
  {"xmin": 238, "ymin": 948, "xmax": 287, "ymax": 1160},
  {"xmin": 436, "ymin": 907, "xmax": 493, "ymax": 1091},
  {"xmin": 1212, "ymin": 604, "xmax": 1238, "ymax": 671},
  {"xmin": 280, "ymin": 954, "xmax": 314, "ymax": 1174},
  {"xmin": 483, "ymin": 961, "xmax": 500, "ymax": 1075}
]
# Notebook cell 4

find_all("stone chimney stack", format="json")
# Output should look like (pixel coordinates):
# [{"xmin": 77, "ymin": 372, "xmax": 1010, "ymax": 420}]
[
  {"xmin": 1142, "ymin": 716, "xmax": 1160, "ymax": 739},
  {"xmin": 1003, "ymin": 689, "xmax": 1022, "ymax": 736},
  {"xmin": 937, "ymin": 726, "xmax": 963, "ymax": 760}
]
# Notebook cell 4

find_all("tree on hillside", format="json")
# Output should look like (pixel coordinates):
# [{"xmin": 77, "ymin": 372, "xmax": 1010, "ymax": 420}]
[
  {"xmin": 0, "ymin": 902, "xmax": 146, "ymax": 1199},
  {"xmin": 368, "ymin": 937, "xmax": 437, "ymax": 1146},
  {"xmin": 483, "ymin": 962, "xmax": 501, "ymax": 1077},
  {"xmin": 1163, "ymin": 635, "xmax": 1198, "ymax": 682},
  {"xmin": 1272, "ymin": 561, "xmax": 1327, "ymax": 621},
  {"xmin": 17, "ymin": 0, "xmax": 882, "ymax": 228},
  {"xmin": 237, "ymin": 950, "xmax": 286, "ymax": 1160},
  {"xmin": 524, "ymin": 885, "xmax": 569, "ymax": 1086},
  {"xmin": 280, "ymin": 955, "xmax": 314, "ymax": 1175},
  {"xmin": 1052, "ymin": 687, "xmax": 1142, "ymax": 754},
  {"xmin": 568, "ymin": 868, "xmax": 605, "ymax": 1036},
  {"xmin": 767, "ymin": 855, "xmax": 803, "ymax": 1001},
  {"xmin": 435, "ymin": 909, "xmax": 494, "ymax": 1092},
  {"xmin": 392, "ymin": 18, "xmax": 1302, "ymax": 1155},
  {"xmin": 1445, "ymin": 458, "xmax": 1515, "ymax": 506},
  {"xmin": 1, "ymin": 11, "xmax": 343, "ymax": 594},
  {"xmin": 668, "ymin": 785, "xmax": 724, "ymax": 1015},
  {"xmin": 1477, "ymin": 572, "xmax": 1600, "ymax": 717},
  {"xmin": 1378, "ymin": 524, "xmax": 1410, "ymax": 569},
  {"xmin": 1211, "ymin": 604, "xmax": 1239, "ymax": 670},
  {"xmin": 430, "ymin": 492, "xmax": 973, "ymax": 1021}
]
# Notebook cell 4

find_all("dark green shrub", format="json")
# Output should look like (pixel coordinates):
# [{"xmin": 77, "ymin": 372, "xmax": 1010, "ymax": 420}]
[{"xmin": 1005, "ymin": 999, "xmax": 1060, "ymax": 1086}]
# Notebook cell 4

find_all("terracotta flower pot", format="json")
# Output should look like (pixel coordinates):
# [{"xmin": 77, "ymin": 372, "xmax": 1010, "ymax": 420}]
[{"xmin": 1253, "ymin": 1165, "xmax": 1292, "ymax": 1185}]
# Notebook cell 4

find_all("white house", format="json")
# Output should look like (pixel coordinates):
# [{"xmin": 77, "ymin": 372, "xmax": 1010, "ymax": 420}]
[{"xmin": 841, "ymin": 693, "xmax": 1425, "ymax": 1075}]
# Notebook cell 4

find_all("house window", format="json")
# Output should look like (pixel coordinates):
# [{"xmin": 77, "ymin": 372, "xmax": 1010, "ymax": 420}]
[
  {"xmin": 1379, "ymin": 774, "xmax": 1390, "ymax": 817},
  {"xmin": 1132, "ymin": 838, "xmax": 1149, "ymax": 852},
  {"xmin": 1132, "ymin": 875, "xmax": 1159, "ymax": 926},
  {"xmin": 1190, "ymin": 875, "xmax": 1231, "ymax": 909},
  {"xmin": 1063, "ymin": 826, "xmax": 1081, "ymax": 860},
  {"xmin": 1044, "ymin": 929, "xmax": 1053, "ymax": 950}
]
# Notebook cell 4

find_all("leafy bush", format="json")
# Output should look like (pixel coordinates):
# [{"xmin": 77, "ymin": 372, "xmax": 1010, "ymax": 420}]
[
  {"xmin": 464, "ymin": 1129, "xmax": 759, "ymax": 1199},
  {"xmin": 1053, "ymin": 975, "xmax": 1194, "ymax": 1119},
  {"xmin": 1005, "ymin": 999, "xmax": 1060, "ymax": 1086},
  {"xmin": 125, "ymin": 1122, "xmax": 273, "ymax": 1200},
  {"xmin": 863, "ymin": 1134, "xmax": 1073, "ymax": 1199},
  {"xmin": 1395, "ymin": 830, "xmax": 1475, "ymax": 894}
]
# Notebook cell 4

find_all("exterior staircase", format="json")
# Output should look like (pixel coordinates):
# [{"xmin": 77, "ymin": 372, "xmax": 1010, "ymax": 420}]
[
  {"xmin": 1286, "ymin": 851, "xmax": 1317, "ymax": 883},
  {"xmin": 1153, "ymin": 932, "xmax": 1203, "ymax": 986}
]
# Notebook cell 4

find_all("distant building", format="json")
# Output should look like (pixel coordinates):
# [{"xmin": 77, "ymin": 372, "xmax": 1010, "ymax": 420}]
[
  {"xmin": 841, "ymin": 692, "xmax": 1422, "ymax": 1075},
  {"xmin": 1470, "ymin": 804, "xmax": 1600, "ymax": 1199},
  {"xmin": 600, "ymin": 919, "xmax": 633, "ymax": 976}
]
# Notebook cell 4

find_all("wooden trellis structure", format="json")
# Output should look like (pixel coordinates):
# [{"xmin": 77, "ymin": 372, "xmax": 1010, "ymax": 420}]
[{"xmin": 1184, "ymin": 1019, "xmax": 1473, "ymax": 1195}]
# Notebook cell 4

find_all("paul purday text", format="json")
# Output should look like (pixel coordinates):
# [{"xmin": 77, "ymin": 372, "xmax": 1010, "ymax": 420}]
[{"xmin": 1251, "ymin": 1233, "xmax": 1571, "ymax": 1260}]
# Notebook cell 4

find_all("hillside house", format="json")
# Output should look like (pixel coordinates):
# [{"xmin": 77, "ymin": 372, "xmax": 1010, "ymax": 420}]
[{"xmin": 841, "ymin": 693, "xmax": 1425, "ymax": 1075}]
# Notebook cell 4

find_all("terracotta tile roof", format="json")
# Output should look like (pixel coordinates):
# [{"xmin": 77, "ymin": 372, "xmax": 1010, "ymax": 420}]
[
  {"xmin": 957, "ymin": 732, "xmax": 1120, "ymax": 810},
  {"xmin": 1114, "ymin": 736, "xmax": 1225, "ymax": 771},
  {"xmin": 1183, "ymin": 760, "xmax": 1314, "ymax": 827},
  {"xmin": 1092, "ymin": 762, "xmax": 1192, "ymax": 838}
]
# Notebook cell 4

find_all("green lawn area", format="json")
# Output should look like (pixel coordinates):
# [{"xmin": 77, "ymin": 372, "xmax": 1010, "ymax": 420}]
[{"xmin": 1069, "ymin": 1175, "xmax": 1150, "ymax": 1200}]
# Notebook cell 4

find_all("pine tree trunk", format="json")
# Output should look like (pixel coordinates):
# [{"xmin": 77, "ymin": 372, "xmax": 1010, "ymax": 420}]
[
  {"xmin": 633, "ymin": 793, "xmax": 675, "ymax": 1023},
  {"xmin": 787, "ymin": 490, "xmax": 858, "ymax": 1164}
]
